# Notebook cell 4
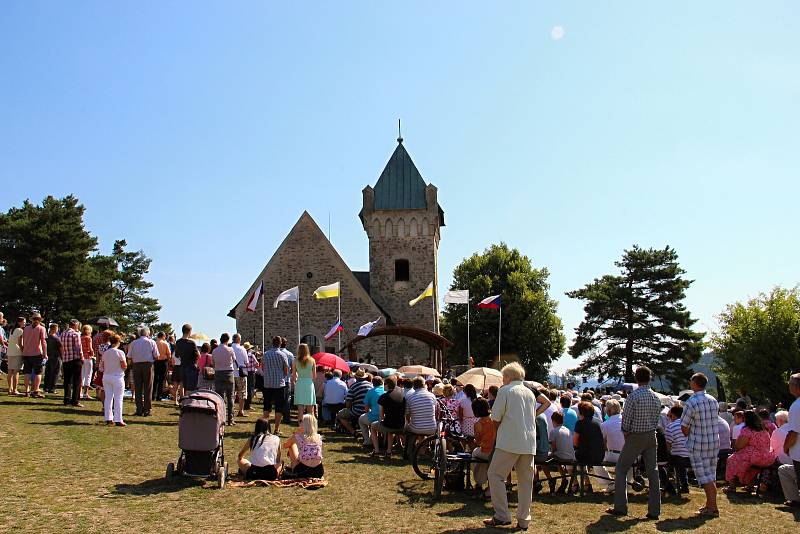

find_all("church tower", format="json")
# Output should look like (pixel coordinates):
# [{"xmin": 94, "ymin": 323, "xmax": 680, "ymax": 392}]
[{"xmin": 360, "ymin": 136, "xmax": 445, "ymax": 350}]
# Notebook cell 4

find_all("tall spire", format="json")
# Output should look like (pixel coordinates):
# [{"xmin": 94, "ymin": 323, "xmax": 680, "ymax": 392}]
[{"xmin": 397, "ymin": 118, "xmax": 403, "ymax": 144}]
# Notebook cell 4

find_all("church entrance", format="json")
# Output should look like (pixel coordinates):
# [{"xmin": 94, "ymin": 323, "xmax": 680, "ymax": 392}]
[{"xmin": 300, "ymin": 334, "xmax": 321, "ymax": 355}]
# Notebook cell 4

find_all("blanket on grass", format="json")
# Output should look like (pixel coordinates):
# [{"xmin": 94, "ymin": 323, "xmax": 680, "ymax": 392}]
[{"xmin": 228, "ymin": 477, "xmax": 327, "ymax": 490}]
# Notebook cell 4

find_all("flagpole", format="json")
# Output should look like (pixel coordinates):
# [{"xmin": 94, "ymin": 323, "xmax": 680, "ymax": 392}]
[
  {"xmin": 431, "ymin": 285, "xmax": 436, "ymax": 333},
  {"xmin": 498, "ymin": 306, "xmax": 502, "ymax": 361},
  {"xmin": 337, "ymin": 289, "xmax": 341, "ymax": 353},
  {"xmin": 467, "ymin": 303, "xmax": 470, "ymax": 369},
  {"xmin": 261, "ymin": 290, "xmax": 265, "ymax": 352},
  {"xmin": 296, "ymin": 295, "xmax": 301, "ymax": 351}
]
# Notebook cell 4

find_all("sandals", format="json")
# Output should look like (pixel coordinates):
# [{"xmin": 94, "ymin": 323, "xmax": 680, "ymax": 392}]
[
  {"xmin": 483, "ymin": 517, "xmax": 512, "ymax": 527},
  {"xmin": 696, "ymin": 507, "xmax": 719, "ymax": 517}
]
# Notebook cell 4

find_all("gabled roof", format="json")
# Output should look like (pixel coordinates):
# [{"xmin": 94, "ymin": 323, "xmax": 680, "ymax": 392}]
[
  {"xmin": 373, "ymin": 141, "xmax": 428, "ymax": 210},
  {"xmin": 231, "ymin": 211, "xmax": 391, "ymax": 324}
]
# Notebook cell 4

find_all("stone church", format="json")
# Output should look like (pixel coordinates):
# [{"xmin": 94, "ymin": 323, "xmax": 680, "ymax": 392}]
[{"xmin": 229, "ymin": 136, "xmax": 444, "ymax": 366}]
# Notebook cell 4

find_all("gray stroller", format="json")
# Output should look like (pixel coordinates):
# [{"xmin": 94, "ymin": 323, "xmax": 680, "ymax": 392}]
[{"xmin": 166, "ymin": 389, "xmax": 229, "ymax": 488}]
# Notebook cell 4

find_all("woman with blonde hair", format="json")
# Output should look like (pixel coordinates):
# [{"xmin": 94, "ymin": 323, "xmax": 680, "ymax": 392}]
[
  {"xmin": 283, "ymin": 413, "xmax": 324, "ymax": 479},
  {"xmin": 291, "ymin": 343, "xmax": 317, "ymax": 420},
  {"xmin": 80, "ymin": 324, "xmax": 95, "ymax": 400}
]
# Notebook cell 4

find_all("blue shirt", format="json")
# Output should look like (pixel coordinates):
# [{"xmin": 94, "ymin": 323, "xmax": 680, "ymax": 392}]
[
  {"xmin": 562, "ymin": 407, "xmax": 578, "ymax": 433},
  {"xmin": 364, "ymin": 385, "xmax": 384, "ymax": 423},
  {"xmin": 535, "ymin": 413, "xmax": 549, "ymax": 456}
]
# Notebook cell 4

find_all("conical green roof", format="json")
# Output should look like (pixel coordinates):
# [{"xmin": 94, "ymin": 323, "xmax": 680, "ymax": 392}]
[{"xmin": 373, "ymin": 141, "xmax": 428, "ymax": 210}]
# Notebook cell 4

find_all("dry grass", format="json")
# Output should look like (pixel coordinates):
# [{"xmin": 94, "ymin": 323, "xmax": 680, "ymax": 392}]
[{"xmin": 0, "ymin": 394, "xmax": 798, "ymax": 533}]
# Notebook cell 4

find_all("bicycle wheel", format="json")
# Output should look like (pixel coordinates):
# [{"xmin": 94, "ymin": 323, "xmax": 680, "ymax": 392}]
[
  {"xmin": 433, "ymin": 437, "xmax": 447, "ymax": 498},
  {"xmin": 412, "ymin": 435, "xmax": 438, "ymax": 480}
]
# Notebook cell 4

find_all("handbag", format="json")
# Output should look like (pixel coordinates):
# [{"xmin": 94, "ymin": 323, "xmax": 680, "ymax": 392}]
[{"xmin": 202, "ymin": 354, "xmax": 215, "ymax": 380}]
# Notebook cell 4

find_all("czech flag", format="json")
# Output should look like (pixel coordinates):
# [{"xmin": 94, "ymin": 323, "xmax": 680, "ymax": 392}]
[
  {"xmin": 245, "ymin": 281, "xmax": 264, "ymax": 312},
  {"xmin": 324, "ymin": 320, "xmax": 344, "ymax": 341},
  {"xmin": 477, "ymin": 294, "xmax": 501, "ymax": 309}
]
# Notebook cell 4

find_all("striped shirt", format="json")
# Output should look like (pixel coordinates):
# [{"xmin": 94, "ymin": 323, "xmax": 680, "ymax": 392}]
[
  {"xmin": 681, "ymin": 390, "xmax": 720, "ymax": 454},
  {"xmin": 665, "ymin": 419, "xmax": 690, "ymax": 457},
  {"xmin": 621, "ymin": 385, "xmax": 661, "ymax": 433},
  {"xmin": 261, "ymin": 348, "xmax": 288, "ymax": 388},
  {"xmin": 405, "ymin": 388, "xmax": 437, "ymax": 435},
  {"xmin": 346, "ymin": 379, "xmax": 373, "ymax": 418},
  {"xmin": 59, "ymin": 328, "xmax": 82, "ymax": 363}
]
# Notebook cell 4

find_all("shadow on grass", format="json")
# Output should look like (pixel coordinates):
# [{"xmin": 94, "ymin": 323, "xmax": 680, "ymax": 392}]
[
  {"xmin": 774, "ymin": 504, "xmax": 800, "ymax": 522},
  {"xmin": 108, "ymin": 476, "xmax": 206, "ymax": 497},
  {"xmin": 396, "ymin": 479, "xmax": 490, "ymax": 513},
  {"xmin": 654, "ymin": 514, "xmax": 717, "ymax": 532},
  {"xmin": 584, "ymin": 516, "xmax": 645, "ymax": 533},
  {"xmin": 30, "ymin": 406, "xmax": 99, "ymax": 416},
  {"xmin": 30, "ymin": 419, "xmax": 94, "ymax": 426}
]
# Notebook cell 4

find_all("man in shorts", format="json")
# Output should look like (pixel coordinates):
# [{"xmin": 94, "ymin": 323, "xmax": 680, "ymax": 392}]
[
  {"xmin": 681, "ymin": 373, "xmax": 720, "ymax": 518},
  {"xmin": 261, "ymin": 336, "xmax": 289, "ymax": 434},
  {"xmin": 21, "ymin": 312, "xmax": 47, "ymax": 398}
]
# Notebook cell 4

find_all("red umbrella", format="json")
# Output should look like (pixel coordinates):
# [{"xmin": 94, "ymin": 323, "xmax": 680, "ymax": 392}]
[{"xmin": 312, "ymin": 352, "xmax": 350, "ymax": 373}]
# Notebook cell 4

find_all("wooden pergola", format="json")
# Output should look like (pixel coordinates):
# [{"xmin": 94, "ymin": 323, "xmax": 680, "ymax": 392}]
[{"xmin": 341, "ymin": 325, "xmax": 453, "ymax": 373}]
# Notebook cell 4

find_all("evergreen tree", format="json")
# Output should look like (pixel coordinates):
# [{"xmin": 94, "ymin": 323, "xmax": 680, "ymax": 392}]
[
  {"xmin": 567, "ymin": 245, "xmax": 704, "ymax": 382},
  {"xmin": 441, "ymin": 243, "xmax": 565, "ymax": 380},
  {"xmin": 712, "ymin": 287, "xmax": 800, "ymax": 405},
  {"xmin": 0, "ymin": 196, "xmax": 104, "ymax": 323},
  {"xmin": 106, "ymin": 239, "xmax": 161, "ymax": 331}
]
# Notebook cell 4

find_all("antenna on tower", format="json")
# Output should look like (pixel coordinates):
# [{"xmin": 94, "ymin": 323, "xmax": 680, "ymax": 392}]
[{"xmin": 397, "ymin": 119, "xmax": 403, "ymax": 144}]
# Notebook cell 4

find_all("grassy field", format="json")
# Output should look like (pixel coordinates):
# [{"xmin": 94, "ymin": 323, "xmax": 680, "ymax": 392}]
[{"xmin": 1, "ymin": 393, "xmax": 798, "ymax": 533}]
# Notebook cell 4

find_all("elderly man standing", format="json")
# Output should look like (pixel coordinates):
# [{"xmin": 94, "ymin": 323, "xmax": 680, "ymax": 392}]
[
  {"xmin": 607, "ymin": 366, "xmax": 661, "ymax": 520},
  {"xmin": 60, "ymin": 319, "xmax": 83, "ymax": 407},
  {"xmin": 681, "ymin": 372, "xmax": 720, "ymax": 517},
  {"xmin": 128, "ymin": 327, "xmax": 159, "ymax": 416},
  {"xmin": 483, "ymin": 362, "xmax": 538, "ymax": 530}
]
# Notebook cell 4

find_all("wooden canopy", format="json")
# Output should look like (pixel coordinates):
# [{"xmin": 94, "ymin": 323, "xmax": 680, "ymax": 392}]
[{"xmin": 342, "ymin": 325, "xmax": 453, "ymax": 372}]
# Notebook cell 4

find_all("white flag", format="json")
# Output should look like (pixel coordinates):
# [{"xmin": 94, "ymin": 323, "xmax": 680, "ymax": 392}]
[
  {"xmin": 245, "ymin": 281, "xmax": 263, "ymax": 312},
  {"xmin": 357, "ymin": 316, "xmax": 382, "ymax": 337},
  {"xmin": 444, "ymin": 289, "xmax": 469, "ymax": 304},
  {"xmin": 273, "ymin": 286, "xmax": 299, "ymax": 308}
]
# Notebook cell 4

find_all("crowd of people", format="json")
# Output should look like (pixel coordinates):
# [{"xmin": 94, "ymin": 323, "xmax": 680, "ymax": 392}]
[{"xmin": 2, "ymin": 310, "xmax": 799, "ymax": 528}]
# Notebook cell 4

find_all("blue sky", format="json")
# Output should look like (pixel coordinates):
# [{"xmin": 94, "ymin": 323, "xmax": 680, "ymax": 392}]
[{"xmin": 2, "ymin": 2, "xmax": 798, "ymax": 373}]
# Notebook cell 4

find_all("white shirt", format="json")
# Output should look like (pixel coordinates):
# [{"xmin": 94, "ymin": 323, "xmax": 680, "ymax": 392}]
[
  {"xmin": 231, "ymin": 343, "xmax": 248, "ymax": 378},
  {"xmin": 101, "ymin": 347, "xmax": 126, "ymax": 376},
  {"xmin": 788, "ymin": 397, "xmax": 800, "ymax": 461},
  {"xmin": 249, "ymin": 434, "xmax": 280, "ymax": 467},
  {"xmin": 322, "ymin": 377, "xmax": 348, "ymax": 405},
  {"xmin": 601, "ymin": 413, "xmax": 625, "ymax": 452},
  {"xmin": 732, "ymin": 422, "xmax": 745, "ymax": 441},
  {"xmin": 491, "ymin": 380, "xmax": 537, "ymax": 455},
  {"xmin": 770, "ymin": 425, "xmax": 792, "ymax": 465},
  {"xmin": 542, "ymin": 404, "xmax": 558, "ymax": 436}
]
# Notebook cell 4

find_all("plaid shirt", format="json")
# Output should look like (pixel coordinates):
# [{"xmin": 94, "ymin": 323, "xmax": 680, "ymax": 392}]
[
  {"xmin": 681, "ymin": 390, "xmax": 720, "ymax": 454},
  {"xmin": 621, "ymin": 385, "xmax": 661, "ymax": 433},
  {"xmin": 261, "ymin": 348, "xmax": 288, "ymax": 388},
  {"xmin": 244, "ymin": 351, "xmax": 259, "ymax": 373},
  {"xmin": 59, "ymin": 328, "xmax": 82, "ymax": 363}
]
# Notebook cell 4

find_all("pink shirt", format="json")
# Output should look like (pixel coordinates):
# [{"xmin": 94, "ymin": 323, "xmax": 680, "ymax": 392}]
[{"xmin": 21, "ymin": 324, "xmax": 47, "ymax": 356}]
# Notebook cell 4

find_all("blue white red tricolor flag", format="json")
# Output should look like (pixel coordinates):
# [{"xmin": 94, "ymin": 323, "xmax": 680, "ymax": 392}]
[
  {"xmin": 246, "ymin": 281, "xmax": 264, "ymax": 312},
  {"xmin": 477, "ymin": 295, "xmax": 501, "ymax": 309},
  {"xmin": 324, "ymin": 320, "xmax": 344, "ymax": 341}
]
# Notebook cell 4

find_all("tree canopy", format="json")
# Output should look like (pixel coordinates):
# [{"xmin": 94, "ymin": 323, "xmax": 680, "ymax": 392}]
[
  {"xmin": 567, "ymin": 245, "xmax": 704, "ymax": 383},
  {"xmin": 712, "ymin": 287, "xmax": 800, "ymax": 405},
  {"xmin": 0, "ymin": 196, "xmax": 161, "ymax": 331},
  {"xmin": 441, "ymin": 243, "xmax": 565, "ymax": 380}
]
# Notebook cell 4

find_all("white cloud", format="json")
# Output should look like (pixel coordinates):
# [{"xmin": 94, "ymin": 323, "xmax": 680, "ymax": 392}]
[{"xmin": 551, "ymin": 26, "xmax": 565, "ymax": 41}]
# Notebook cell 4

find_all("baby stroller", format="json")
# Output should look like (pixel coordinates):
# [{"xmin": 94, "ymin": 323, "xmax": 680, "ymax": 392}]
[{"xmin": 166, "ymin": 389, "xmax": 228, "ymax": 488}]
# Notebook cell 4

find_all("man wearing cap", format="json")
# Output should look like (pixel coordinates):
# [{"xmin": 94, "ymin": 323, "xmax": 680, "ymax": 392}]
[{"xmin": 20, "ymin": 312, "xmax": 48, "ymax": 398}]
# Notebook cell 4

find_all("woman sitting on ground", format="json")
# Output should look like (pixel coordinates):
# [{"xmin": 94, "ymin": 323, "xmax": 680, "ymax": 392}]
[
  {"xmin": 283, "ymin": 413, "xmax": 324, "ymax": 479},
  {"xmin": 725, "ymin": 409, "xmax": 776, "ymax": 493},
  {"xmin": 238, "ymin": 418, "xmax": 282, "ymax": 481}
]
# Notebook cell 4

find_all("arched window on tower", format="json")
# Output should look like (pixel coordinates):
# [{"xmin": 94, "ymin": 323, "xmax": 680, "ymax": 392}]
[{"xmin": 395, "ymin": 259, "xmax": 410, "ymax": 282}]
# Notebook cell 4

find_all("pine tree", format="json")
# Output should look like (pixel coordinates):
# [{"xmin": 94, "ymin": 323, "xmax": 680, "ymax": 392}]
[
  {"xmin": 0, "ymin": 196, "xmax": 104, "ymax": 323},
  {"xmin": 567, "ymin": 245, "xmax": 704, "ymax": 383},
  {"xmin": 106, "ymin": 239, "xmax": 161, "ymax": 331}
]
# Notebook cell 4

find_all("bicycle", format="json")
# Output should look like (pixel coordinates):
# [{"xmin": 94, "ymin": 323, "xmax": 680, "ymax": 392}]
[{"xmin": 411, "ymin": 399, "xmax": 471, "ymax": 497}]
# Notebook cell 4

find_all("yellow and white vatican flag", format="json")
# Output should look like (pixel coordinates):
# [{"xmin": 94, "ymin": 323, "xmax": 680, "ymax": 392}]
[
  {"xmin": 313, "ymin": 282, "xmax": 340, "ymax": 299},
  {"xmin": 409, "ymin": 282, "xmax": 434, "ymax": 307}
]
